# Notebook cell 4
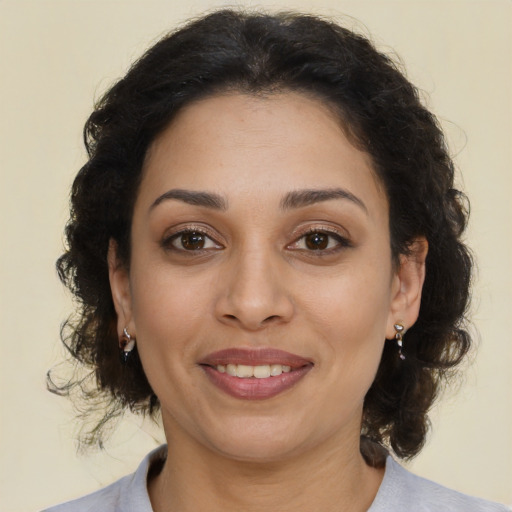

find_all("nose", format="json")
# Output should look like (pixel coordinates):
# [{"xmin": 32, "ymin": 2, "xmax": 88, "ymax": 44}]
[{"xmin": 214, "ymin": 248, "xmax": 294, "ymax": 331}]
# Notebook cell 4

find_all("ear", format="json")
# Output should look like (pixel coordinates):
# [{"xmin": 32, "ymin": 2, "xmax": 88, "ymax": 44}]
[
  {"xmin": 108, "ymin": 239, "xmax": 135, "ymax": 338},
  {"xmin": 386, "ymin": 238, "xmax": 428, "ymax": 339}
]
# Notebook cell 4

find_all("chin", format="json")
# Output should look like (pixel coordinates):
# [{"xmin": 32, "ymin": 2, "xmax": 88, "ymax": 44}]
[
  {"xmin": 202, "ymin": 417, "xmax": 311, "ymax": 463},
  {"xmin": 216, "ymin": 415, "xmax": 350, "ymax": 466}
]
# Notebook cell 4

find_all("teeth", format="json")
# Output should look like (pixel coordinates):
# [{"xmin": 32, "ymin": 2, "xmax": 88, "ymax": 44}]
[
  {"xmin": 217, "ymin": 364, "xmax": 293, "ymax": 378},
  {"xmin": 270, "ymin": 364, "xmax": 282, "ymax": 376},
  {"xmin": 253, "ymin": 365, "xmax": 271, "ymax": 378},
  {"xmin": 236, "ymin": 364, "xmax": 253, "ymax": 378}
]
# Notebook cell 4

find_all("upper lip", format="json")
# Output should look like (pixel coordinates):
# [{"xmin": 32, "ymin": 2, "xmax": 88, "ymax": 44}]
[{"xmin": 199, "ymin": 348, "xmax": 313, "ymax": 369}]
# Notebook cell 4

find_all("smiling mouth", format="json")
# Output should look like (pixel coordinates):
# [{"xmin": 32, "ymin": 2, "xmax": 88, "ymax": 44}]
[
  {"xmin": 199, "ymin": 348, "xmax": 313, "ymax": 400},
  {"xmin": 214, "ymin": 363, "xmax": 292, "ymax": 378}
]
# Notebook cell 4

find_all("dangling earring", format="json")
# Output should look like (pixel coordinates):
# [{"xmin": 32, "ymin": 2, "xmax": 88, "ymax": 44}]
[
  {"xmin": 394, "ymin": 323, "xmax": 406, "ymax": 360},
  {"xmin": 119, "ymin": 327, "xmax": 135, "ymax": 363}
]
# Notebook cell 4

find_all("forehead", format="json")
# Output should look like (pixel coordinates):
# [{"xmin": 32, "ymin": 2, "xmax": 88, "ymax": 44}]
[{"xmin": 139, "ymin": 92, "xmax": 386, "ymax": 214}]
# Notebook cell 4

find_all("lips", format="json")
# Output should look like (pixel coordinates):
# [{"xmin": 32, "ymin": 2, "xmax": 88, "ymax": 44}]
[{"xmin": 199, "ymin": 348, "xmax": 313, "ymax": 400}]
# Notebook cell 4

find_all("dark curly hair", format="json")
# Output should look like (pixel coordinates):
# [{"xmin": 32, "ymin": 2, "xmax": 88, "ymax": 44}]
[{"xmin": 52, "ymin": 9, "xmax": 472, "ymax": 462}]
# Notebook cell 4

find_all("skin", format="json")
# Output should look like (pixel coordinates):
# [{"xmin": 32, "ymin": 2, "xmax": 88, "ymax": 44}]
[{"xmin": 109, "ymin": 92, "xmax": 427, "ymax": 512}]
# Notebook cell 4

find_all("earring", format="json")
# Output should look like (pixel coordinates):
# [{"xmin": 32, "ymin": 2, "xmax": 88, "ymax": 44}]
[
  {"xmin": 119, "ymin": 327, "xmax": 135, "ymax": 364},
  {"xmin": 394, "ymin": 323, "xmax": 406, "ymax": 360}
]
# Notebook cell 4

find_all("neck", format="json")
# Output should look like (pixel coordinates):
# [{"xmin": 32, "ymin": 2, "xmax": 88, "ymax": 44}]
[{"xmin": 148, "ymin": 426, "xmax": 384, "ymax": 512}]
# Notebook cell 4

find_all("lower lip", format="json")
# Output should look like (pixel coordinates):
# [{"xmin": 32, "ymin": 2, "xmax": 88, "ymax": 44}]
[{"xmin": 201, "ymin": 365, "xmax": 313, "ymax": 400}]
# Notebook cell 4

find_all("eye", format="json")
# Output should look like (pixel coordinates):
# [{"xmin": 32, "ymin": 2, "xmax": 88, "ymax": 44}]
[
  {"xmin": 303, "ymin": 232, "xmax": 333, "ymax": 250},
  {"xmin": 165, "ymin": 229, "xmax": 222, "ymax": 252},
  {"xmin": 289, "ymin": 229, "xmax": 351, "ymax": 252}
]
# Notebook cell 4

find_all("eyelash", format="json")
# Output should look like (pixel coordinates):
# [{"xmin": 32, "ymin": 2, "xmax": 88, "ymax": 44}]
[
  {"xmin": 288, "ymin": 227, "xmax": 352, "ymax": 254},
  {"xmin": 161, "ymin": 227, "xmax": 221, "ymax": 254},
  {"xmin": 161, "ymin": 226, "xmax": 351, "ymax": 255}
]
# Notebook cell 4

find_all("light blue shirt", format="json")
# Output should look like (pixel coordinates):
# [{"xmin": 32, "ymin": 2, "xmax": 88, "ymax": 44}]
[{"xmin": 42, "ymin": 445, "xmax": 510, "ymax": 512}]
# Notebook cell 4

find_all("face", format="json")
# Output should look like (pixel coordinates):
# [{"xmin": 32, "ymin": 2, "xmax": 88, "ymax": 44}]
[{"xmin": 110, "ymin": 92, "xmax": 423, "ymax": 463}]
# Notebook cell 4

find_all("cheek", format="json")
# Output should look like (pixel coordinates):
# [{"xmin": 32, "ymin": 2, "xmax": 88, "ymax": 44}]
[
  {"xmin": 129, "ymin": 265, "xmax": 214, "ymax": 367},
  {"xmin": 303, "ymin": 263, "xmax": 392, "ymax": 331},
  {"xmin": 128, "ymin": 268, "xmax": 214, "ymax": 419},
  {"xmin": 132, "ymin": 257, "xmax": 207, "ymax": 315},
  {"xmin": 299, "ymin": 262, "xmax": 393, "ymax": 391}
]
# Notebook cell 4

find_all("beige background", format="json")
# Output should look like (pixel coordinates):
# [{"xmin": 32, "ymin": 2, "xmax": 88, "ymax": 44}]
[{"xmin": 1, "ymin": 1, "xmax": 511, "ymax": 510}]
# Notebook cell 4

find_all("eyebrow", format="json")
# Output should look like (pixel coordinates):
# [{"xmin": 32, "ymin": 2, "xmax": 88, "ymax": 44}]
[
  {"xmin": 150, "ymin": 189, "xmax": 228, "ymax": 211},
  {"xmin": 280, "ymin": 188, "xmax": 368, "ymax": 214}
]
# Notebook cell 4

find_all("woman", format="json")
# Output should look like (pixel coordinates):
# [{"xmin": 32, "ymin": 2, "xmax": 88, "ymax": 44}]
[{"xmin": 44, "ymin": 9, "xmax": 509, "ymax": 512}]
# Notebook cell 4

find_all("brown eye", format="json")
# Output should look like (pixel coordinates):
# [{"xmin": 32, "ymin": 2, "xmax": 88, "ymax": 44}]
[
  {"xmin": 165, "ymin": 229, "xmax": 222, "ymax": 252},
  {"xmin": 288, "ymin": 229, "xmax": 351, "ymax": 254},
  {"xmin": 180, "ymin": 231, "xmax": 206, "ymax": 250},
  {"xmin": 304, "ymin": 232, "xmax": 329, "ymax": 250}
]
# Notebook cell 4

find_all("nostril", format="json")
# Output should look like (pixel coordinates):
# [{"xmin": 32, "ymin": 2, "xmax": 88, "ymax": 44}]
[{"xmin": 221, "ymin": 313, "xmax": 281, "ymax": 326}]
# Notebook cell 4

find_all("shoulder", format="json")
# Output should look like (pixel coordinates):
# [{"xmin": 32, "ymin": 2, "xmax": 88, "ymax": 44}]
[
  {"xmin": 41, "ymin": 445, "xmax": 167, "ymax": 512},
  {"xmin": 370, "ymin": 456, "xmax": 510, "ymax": 512},
  {"xmin": 40, "ymin": 475, "xmax": 130, "ymax": 512}
]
